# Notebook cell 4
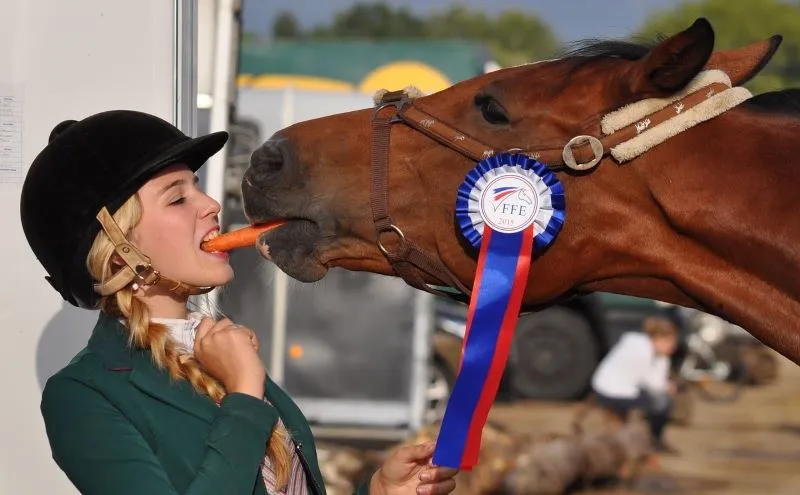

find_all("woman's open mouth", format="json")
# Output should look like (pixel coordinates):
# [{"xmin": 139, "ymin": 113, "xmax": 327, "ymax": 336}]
[{"xmin": 200, "ymin": 227, "xmax": 221, "ymax": 248}]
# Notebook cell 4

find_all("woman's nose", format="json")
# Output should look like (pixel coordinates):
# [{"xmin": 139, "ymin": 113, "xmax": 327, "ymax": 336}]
[{"xmin": 200, "ymin": 194, "xmax": 221, "ymax": 218}]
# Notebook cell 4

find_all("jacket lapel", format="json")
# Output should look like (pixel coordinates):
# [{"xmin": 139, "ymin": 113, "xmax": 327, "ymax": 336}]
[
  {"xmin": 129, "ymin": 353, "xmax": 218, "ymax": 423},
  {"xmin": 89, "ymin": 312, "xmax": 218, "ymax": 423}
]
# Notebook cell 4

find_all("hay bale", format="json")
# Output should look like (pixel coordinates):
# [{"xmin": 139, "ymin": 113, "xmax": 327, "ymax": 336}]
[
  {"xmin": 743, "ymin": 346, "xmax": 779, "ymax": 385},
  {"xmin": 398, "ymin": 421, "xmax": 522, "ymax": 495},
  {"xmin": 316, "ymin": 408, "xmax": 653, "ymax": 495},
  {"xmin": 505, "ymin": 418, "xmax": 650, "ymax": 495},
  {"xmin": 614, "ymin": 415, "xmax": 652, "ymax": 462},
  {"xmin": 316, "ymin": 443, "xmax": 373, "ymax": 495},
  {"xmin": 578, "ymin": 412, "xmax": 652, "ymax": 482},
  {"xmin": 578, "ymin": 431, "xmax": 625, "ymax": 481},
  {"xmin": 505, "ymin": 433, "xmax": 584, "ymax": 495}
]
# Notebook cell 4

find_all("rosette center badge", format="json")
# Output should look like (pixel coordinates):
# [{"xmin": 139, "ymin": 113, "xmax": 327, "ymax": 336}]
[{"xmin": 480, "ymin": 175, "xmax": 539, "ymax": 233}]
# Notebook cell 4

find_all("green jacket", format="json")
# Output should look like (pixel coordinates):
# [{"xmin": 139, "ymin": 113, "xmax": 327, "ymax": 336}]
[{"xmin": 40, "ymin": 312, "xmax": 373, "ymax": 495}]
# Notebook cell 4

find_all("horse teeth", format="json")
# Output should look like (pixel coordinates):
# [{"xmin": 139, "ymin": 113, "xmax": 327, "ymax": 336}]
[{"xmin": 257, "ymin": 241, "xmax": 272, "ymax": 260}]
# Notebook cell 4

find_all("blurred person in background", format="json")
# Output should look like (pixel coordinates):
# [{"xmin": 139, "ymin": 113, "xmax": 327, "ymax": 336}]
[{"xmin": 591, "ymin": 317, "xmax": 680, "ymax": 454}]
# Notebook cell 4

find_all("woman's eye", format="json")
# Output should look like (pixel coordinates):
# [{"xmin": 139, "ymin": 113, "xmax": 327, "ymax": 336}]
[
  {"xmin": 475, "ymin": 95, "xmax": 510, "ymax": 125},
  {"xmin": 169, "ymin": 197, "xmax": 186, "ymax": 205}
]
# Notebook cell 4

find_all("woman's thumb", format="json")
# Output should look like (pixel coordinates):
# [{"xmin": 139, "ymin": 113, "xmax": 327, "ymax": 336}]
[{"xmin": 401, "ymin": 441, "xmax": 436, "ymax": 462}]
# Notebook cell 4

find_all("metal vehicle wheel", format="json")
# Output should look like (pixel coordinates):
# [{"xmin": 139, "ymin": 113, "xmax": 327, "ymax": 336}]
[{"xmin": 508, "ymin": 307, "xmax": 599, "ymax": 400}]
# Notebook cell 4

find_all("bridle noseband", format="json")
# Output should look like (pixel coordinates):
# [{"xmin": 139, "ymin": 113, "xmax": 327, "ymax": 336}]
[{"xmin": 369, "ymin": 76, "xmax": 746, "ymax": 301}]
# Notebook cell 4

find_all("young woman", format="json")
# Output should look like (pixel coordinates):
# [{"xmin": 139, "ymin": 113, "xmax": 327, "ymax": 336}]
[
  {"xmin": 590, "ymin": 317, "xmax": 680, "ymax": 453},
  {"xmin": 20, "ymin": 110, "xmax": 459, "ymax": 494}
]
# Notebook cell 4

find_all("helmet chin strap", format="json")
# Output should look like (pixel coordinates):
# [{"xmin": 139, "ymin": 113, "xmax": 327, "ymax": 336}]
[{"xmin": 92, "ymin": 207, "xmax": 214, "ymax": 298}]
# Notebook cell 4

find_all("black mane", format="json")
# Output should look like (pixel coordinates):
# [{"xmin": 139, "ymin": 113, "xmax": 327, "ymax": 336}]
[
  {"xmin": 559, "ymin": 38, "xmax": 800, "ymax": 116},
  {"xmin": 561, "ymin": 38, "xmax": 658, "ymax": 62},
  {"xmin": 745, "ymin": 89, "xmax": 800, "ymax": 116}
]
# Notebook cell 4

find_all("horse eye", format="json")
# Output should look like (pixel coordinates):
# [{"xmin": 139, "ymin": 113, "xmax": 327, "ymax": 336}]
[{"xmin": 474, "ymin": 95, "xmax": 510, "ymax": 125}]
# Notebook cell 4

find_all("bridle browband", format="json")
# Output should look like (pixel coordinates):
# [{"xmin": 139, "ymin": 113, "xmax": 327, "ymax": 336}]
[{"xmin": 369, "ymin": 78, "xmax": 742, "ymax": 301}]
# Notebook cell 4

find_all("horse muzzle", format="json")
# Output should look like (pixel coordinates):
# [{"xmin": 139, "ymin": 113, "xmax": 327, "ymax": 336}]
[
  {"xmin": 245, "ymin": 137, "xmax": 294, "ymax": 189},
  {"xmin": 241, "ymin": 137, "xmax": 306, "ymax": 220}
]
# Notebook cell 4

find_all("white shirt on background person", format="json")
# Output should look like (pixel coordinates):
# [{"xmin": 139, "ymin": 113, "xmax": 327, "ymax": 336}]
[{"xmin": 591, "ymin": 331, "xmax": 671, "ymax": 399}]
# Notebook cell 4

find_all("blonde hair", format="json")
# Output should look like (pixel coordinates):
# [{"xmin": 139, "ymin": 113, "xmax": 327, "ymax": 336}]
[
  {"xmin": 642, "ymin": 317, "xmax": 678, "ymax": 339},
  {"xmin": 86, "ymin": 194, "xmax": 292, "ymax": 488}
]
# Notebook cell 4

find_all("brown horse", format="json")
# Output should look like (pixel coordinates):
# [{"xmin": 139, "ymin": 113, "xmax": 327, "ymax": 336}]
[{"xmin": 240, "ymin": 18, "xmax": 800, "ymax": 365}]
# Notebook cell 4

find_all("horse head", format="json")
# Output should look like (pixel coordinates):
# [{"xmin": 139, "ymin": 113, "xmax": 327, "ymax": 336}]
[{"xmin": 242, "ymin": 18, "xmax": 780, "ymax": 293}]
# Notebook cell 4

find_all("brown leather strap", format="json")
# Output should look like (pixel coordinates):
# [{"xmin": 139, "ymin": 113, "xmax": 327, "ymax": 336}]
[
  {"xmin": 399, "ymin": 105, "xmax": 488, "ymax": 163},
  {"xmin": 93, "ymin": 207, "xmax": 213, "ymax": 298},
  {"xmin": 370, "ymin": 105, "xmax": 393, "ymax": 232},
  {"xmin": 370, "ymin": 81, "xmax": 733, "ymax": 300},
  {"xmin": 371, "ymin": 96, "xmax": 472, "ymax": 298},
  {"xmin": 397, "ymin": 82, "xmax": 732, "ymax": 169}
]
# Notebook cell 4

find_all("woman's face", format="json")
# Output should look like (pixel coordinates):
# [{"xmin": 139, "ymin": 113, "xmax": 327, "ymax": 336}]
[{"xmin": 130, "ymin": 164, "xmax": 233, "ymax": 290}]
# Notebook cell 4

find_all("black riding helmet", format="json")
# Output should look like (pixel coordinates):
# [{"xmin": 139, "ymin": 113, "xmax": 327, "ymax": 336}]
[{"xmin": 20, "ymin": 110, "xmax": 228, "ymax": 309}]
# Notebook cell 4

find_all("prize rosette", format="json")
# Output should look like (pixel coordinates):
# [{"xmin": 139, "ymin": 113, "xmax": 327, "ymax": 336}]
[{"xmin": 432, "ymin": 152, "xmax": 565, "ymax": 470}]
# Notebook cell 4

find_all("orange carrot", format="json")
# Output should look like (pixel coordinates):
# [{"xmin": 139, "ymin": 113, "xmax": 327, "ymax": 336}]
[{"xmin": 201, "ymin": 221, "xmax": 285, "ymax": 252}]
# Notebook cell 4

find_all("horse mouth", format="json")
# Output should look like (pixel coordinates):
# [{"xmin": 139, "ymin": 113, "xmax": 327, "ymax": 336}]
[
  {"xmin": 241, "ymin": 175, "xmax": 331, "ymax": 282},
  {"xmin": 250, "ymin": 218, "xmax": 328, "ymax": 282}
]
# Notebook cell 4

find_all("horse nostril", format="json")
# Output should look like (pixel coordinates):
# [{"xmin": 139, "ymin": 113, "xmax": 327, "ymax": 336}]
[{"xmin": 252, "ymin": 139, "xmax": 286, "ymax": 174}]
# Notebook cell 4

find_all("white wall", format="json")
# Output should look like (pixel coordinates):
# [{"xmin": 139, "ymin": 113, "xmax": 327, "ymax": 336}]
[{"xmin": 0, "ymin": 1, "xmax": 184, "ymax": 492}]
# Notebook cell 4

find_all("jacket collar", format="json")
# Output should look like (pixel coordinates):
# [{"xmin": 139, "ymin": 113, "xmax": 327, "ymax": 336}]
[
  {"xmin": 88, "ymin": 312, "xmax": 218, "ymax": 422},
  {"xmin": 86, "ymin": 313, "xmax": 308, "ymax": 436},
  {"xmin": 86, "ymin": 311, "xmax": 137, "ymax": 369}
]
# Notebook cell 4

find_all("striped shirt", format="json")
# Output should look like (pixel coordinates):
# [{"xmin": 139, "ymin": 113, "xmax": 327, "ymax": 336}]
[{"xmin": 260, "ymin": 400, "xmax": 309, "ymax": 495}]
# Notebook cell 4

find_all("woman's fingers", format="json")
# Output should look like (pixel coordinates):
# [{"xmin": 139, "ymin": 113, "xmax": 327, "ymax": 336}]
[
  {"xmin": 419, "ymin": 466, "xmax": 458, "ymax": 483},
  {"xmin": 193, "ymin": 317, "xmax": 215, "ymax": 352},
  {"xmin": 395, "ymin": 441, "xmax": 436, "ymax": 463},
  {"xmin": 417, "ymin": 478, "xmax": 456, "ymax": 495},
  {"xmin": 209, "ymin": 318, "xmax": 234, "ymax": 334}
]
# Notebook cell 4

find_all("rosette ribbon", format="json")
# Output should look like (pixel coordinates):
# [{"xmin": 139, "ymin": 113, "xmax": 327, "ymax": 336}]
[{"xmin": 432, "ymin": 152, "xmax": 565, "ymax": 470}]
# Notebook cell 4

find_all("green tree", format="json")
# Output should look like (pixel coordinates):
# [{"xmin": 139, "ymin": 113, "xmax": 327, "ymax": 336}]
[
  {"xmin": 272, "ymin": 11, "xmax": 301, "ymax": 39},
  {"xmin": 423, "ymin": 6, "xmax": 560, "ymax": 65},
  {"xmin": 310, "ymin": 2, "xmax": 426, "ymax": 39},
  {"xmin": 634, "ymin": 0, "xmax": 800, "ymax": 94},
  {"xmin": 240, "ymin": 31, "xmax": 260, "ymax": 44},
  {"xmin": 301, "ymin": 2, "xmax": 561, "ymax": 66},
  {"xmin": 487, "ymin": 10, "xmax": 560, "ymax": 66}
]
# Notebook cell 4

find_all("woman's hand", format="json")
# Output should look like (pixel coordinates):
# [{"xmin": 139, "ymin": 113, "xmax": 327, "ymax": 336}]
[
  {"xmin": 371, "ymin": 441, "xmax": 459, "ymax": 495},
  {"xmin": 194, "ymin": 318, "xmax": 266, "ymax": 399}
]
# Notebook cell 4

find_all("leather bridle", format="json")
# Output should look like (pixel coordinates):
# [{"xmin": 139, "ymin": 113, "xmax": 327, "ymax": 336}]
[{"xmin": 369, "ymin": 81, "xmax": 734, "ymax": 301}]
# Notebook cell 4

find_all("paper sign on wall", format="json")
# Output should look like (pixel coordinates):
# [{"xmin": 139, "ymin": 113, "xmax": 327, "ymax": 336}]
[{"xmin": 0, "ymin": 84, "xmax": 23, "ymax": 184}]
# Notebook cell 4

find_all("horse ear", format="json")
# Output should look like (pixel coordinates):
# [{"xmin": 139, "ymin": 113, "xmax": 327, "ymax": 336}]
[
  {"xmin": 630, "ymin": 18, "xmax": 715, "ymax": 97},
  {"xmin": 705, "ymin": 35, "xmax": 783, "ymax": 86}
]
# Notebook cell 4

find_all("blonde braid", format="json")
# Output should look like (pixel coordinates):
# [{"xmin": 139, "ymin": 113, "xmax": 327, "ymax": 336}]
[{"xmin": 89, "ymin": 194, "xmax": 293, "ymax": 489}]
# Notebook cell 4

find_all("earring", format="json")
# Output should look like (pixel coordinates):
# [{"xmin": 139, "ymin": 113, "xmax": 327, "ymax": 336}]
[{"xmin": 131, "ymin": 282, "xmax": 140, "ymax": 292}]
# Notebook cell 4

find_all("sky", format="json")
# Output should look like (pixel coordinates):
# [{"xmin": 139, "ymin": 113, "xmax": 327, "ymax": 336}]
[{"xmin": 241, "ymin": 0, "xmax": 682, "ymax": 43}]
